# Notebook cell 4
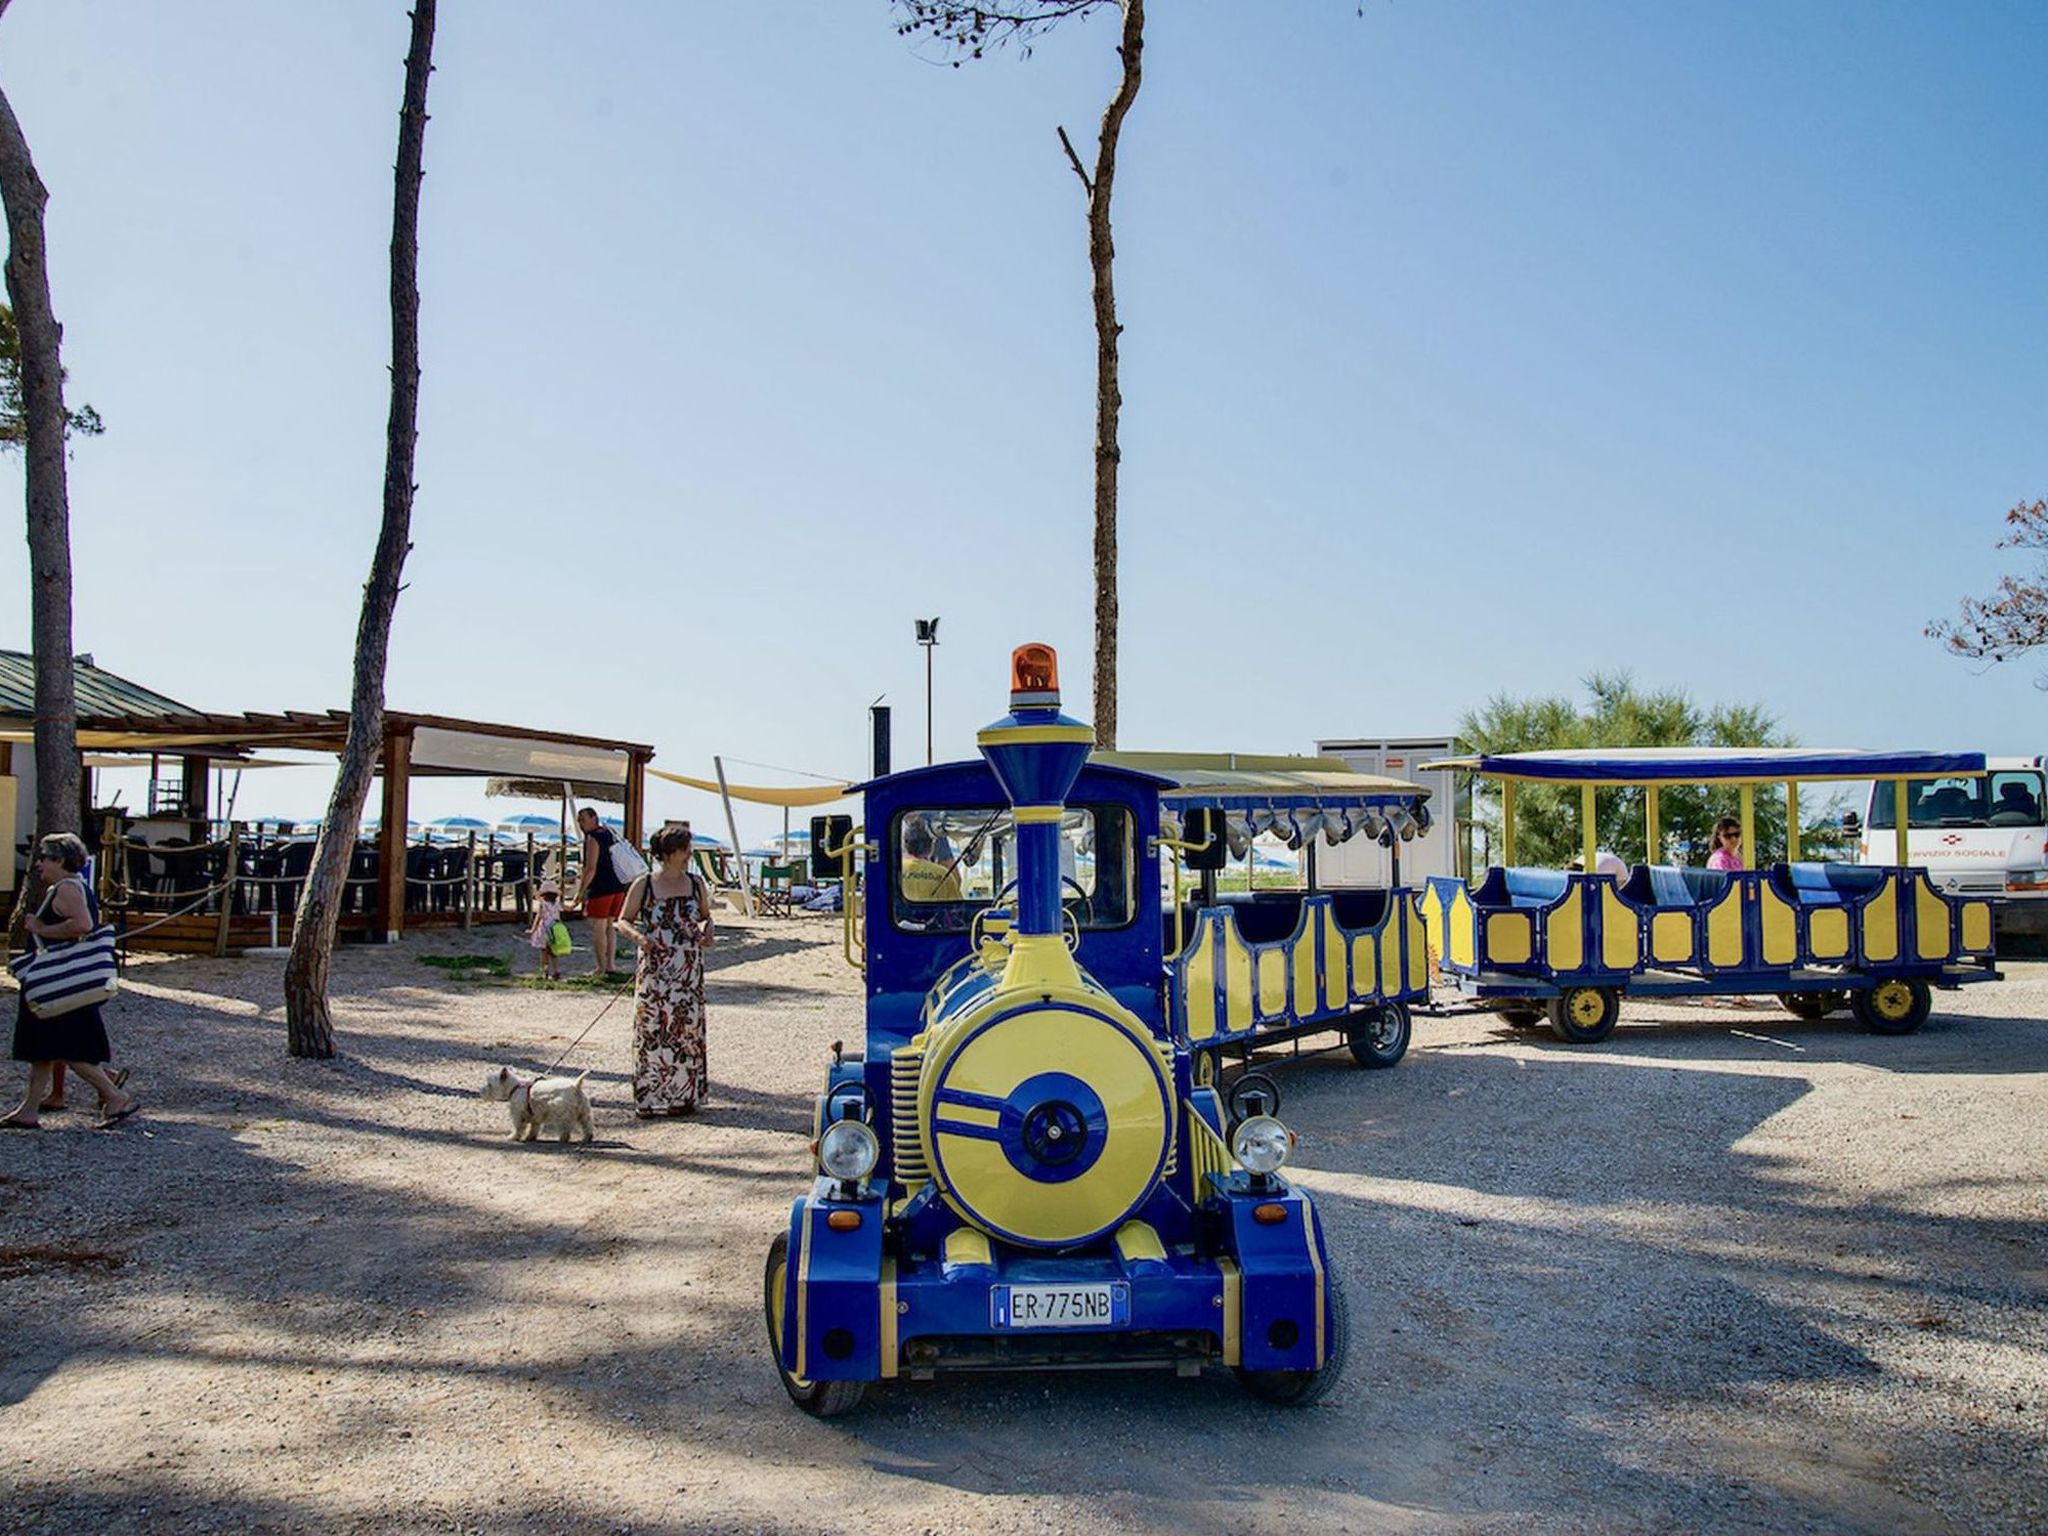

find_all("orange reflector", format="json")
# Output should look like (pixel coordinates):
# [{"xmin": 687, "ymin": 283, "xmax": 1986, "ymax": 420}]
[
  {"xmin": 826, "ymin": 1209, "xmax": 863, "ymax": 1232},
  {"xmin": 1252, "ymin": 1203, "xmax": 1288, "ymax": 1225},
  {"xmin": 1011, "ymin": 643, "xmax": 1058, "ymax": 696}
]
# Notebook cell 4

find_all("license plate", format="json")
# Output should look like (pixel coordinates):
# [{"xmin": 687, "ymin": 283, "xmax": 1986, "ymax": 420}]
[{"xmin": 990, "ymin": 1282, "xmax": 1129, "ymax": 1330}]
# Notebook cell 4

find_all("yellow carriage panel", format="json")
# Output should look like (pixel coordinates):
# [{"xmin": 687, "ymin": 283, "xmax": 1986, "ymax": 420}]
[
  {"xmin": 1182, "ymin": 919, "xmax": 1217, "ymax": 1042},
  {"xmin": 1223, "ymin": 923, "xmax": 1254, "ymax": 1032},
  {"xmin": 1292, "ymin": 926, "xmax": 1318, "ymax": 1014},
  {"xmin": 1962, "ymin": 900, "xmax": 1992, "ymax": 954},
  {"xmin": 1545, "ymin": 886, "xmax": 1584, "ymax": 971},
  {"xmin": 1350, "ymin": 933, "xmax": 1380, "ymax": 1001},
  {"xmin": 1650, "ymin": 911, "xmax": 1693, "ymax": 965},
  {"xmin": 1862, "ymin": 878, "xmax": 1899, "ymax": 963},
  {"xmin": 1321, "ymin": 907, "xmax": 1348, "ymax": 1010},
  {"xmin": 1406, "ymin": 903, "xmax": 1427, "ymax": 990},
  {"xmin": 1486, "ymin": 910, "xmax": 1531, "ymax": 965},
  {"xmin": 1759, "ymin": 883, "xmax": 1798, "ymax": 966},
  {"xmin": 1915, "ymin": 879, "xmax": 1953, "ymax": 961},
  {"xmin": 1257, "ymin": 949, "xmax": 1288, "ymax": 1018},
  {"xmin": 1706, "ymin": 891, "xmax": 1743, "ymax": 968},
  {"xmin": 1808, "ymin": 907, "xmax": 1850, "ymax": 960},
  {"xmin": 1600, "ymin": 886, "xmax": 1638, "ymax": 971}
]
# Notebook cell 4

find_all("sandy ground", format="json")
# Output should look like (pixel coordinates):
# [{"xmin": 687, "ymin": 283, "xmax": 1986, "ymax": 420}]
[{"xmin": 1, "ymin": 915, "xmax": 2044, "ymax": 1535}]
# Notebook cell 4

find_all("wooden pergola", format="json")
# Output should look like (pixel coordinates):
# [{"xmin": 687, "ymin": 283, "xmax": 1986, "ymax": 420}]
[{"xmin": 67, "ymin": 706, "xmax": 654, "ymax": 942}]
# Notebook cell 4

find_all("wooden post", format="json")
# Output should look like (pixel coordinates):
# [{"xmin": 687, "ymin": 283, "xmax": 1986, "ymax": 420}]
[
  {"xmin": 377, "ymin": 729, "xmax": 413, "ymax": 943},
  {"xmin": 98, "ymin": 814, "xmax": 119, "ymax": 905},
  {"xmin": 624, "ymin": 750, "xmax": 648, "ymax": 848},
  {"xmin": 215, "ymin": 820, "xmax": 242, "ymax": 957}
]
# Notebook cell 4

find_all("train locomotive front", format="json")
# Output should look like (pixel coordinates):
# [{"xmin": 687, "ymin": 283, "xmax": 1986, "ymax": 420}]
[{"xmin": 765, "ymin": 645, "xmax": 1348, "ymax": 1415}]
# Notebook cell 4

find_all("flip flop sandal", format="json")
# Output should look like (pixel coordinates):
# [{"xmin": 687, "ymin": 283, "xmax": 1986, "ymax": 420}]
[
  {"xmin": 0, "ymin": 1117, "xmax": 39, "ymax": 1131},
  {"xmin": 97, "ymin": 1100, "xmax": 142, "ymax": 1128}
]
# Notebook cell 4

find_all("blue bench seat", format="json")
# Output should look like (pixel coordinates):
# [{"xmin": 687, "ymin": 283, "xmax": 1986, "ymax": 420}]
[{"xmin": 1621, "ymin": 864, "xmax": 1730, "ymax": 909}]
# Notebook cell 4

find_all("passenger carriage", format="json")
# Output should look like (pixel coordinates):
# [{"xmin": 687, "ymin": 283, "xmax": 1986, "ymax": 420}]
[
  {"xmin": 763, "ymin": 646, "xmax": 1425, "ymax": 1414},
  {"xmin": 1419, "ymin": 749, "xmax": 2001, "ymax": 1042}
]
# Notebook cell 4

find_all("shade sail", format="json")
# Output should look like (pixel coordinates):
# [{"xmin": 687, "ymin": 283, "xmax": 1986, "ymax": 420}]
[
  {"xmin": 1092, "ymin": 751, "xmax": 1431, "ymax": 810},
  {"xmin": 649, "ymin": 769, "xmax": 851, "ymax": 809},
  {"xmin": 1424, "ymin": 748, "xmax": 1988, "ymax": 785}
]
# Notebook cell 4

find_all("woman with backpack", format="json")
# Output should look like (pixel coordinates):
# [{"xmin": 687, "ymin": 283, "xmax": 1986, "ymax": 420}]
[
  {"xmin": 6, "ymin": 833, "xmax": 139, "ymax": 1130},
  {"xmin": 573, "ymin": 806, "xmax": 644, "ymax": 978}
]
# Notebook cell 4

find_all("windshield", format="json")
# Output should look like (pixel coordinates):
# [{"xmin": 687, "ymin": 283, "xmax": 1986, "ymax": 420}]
[
  {"xmin": 1869, "ymin": 771, "xmax": 2045, "ymax": 830},
  {"xmin": 890, "ymin": 804, "xmax": 1136, "ymax": 932}
]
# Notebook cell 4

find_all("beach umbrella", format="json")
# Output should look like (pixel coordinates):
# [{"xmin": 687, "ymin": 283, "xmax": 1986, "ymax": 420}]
[
  {"xmin": 428, "ymin": 815, "xmax": 492, "ymax": 831},
  {"xmin": 497, "ymin": 813, "xmax": 560, "ymax": 835}
]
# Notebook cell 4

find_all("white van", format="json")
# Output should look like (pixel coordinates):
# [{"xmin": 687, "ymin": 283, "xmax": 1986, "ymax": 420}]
[{"xmin": 1858, "ymin": 756, "xmax": 2048, "ymax": 939}]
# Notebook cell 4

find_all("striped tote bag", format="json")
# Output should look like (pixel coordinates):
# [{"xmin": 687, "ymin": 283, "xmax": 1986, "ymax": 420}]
[{"xmin": 10, "ymin": 926, "xmax": 121, "ymax": 1018}]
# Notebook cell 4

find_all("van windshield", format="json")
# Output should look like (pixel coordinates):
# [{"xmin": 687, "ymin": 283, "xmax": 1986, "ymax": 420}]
[{"xmin": 1869, "ymin": 771, "xmax": 2045, "ymax": 830}]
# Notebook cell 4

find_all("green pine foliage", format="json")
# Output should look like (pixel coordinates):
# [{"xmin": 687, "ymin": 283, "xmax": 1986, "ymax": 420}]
[{"xmin": 1457, "ymin": 673, "xmax": 1851, "ymax": 869}]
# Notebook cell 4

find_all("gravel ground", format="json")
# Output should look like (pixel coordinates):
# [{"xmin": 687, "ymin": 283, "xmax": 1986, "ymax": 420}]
[{"xmin": 1, "ymin": 917, "xmax": 2044, "ymax": 1534}]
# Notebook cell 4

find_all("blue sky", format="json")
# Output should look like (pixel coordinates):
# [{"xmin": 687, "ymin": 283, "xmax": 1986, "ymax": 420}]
[{"xmin": 3, "ymin": 1, "xmax": 2044, "ymax": 838}]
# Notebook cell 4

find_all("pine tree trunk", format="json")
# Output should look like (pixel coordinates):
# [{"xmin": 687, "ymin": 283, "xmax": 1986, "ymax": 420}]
[
  {"xmin": 283, "ymin": 0, "xmax": 437, "ymax": 1059},
  {"xmin": 0, "ymin": 70, "xmax": 82, "ymax": 835},
  {"xmin": 1085, "ymin": 0, "xmax": 1142, "ymax": 749}
]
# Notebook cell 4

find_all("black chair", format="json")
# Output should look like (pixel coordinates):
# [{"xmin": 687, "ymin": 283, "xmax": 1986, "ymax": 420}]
[
  {"xmin": 491, "ymin": 850, "xmax": 531, "ymax": 916},
  {"xmin": 346, "ymin": 842, "xmax": 381, "ymax": 916},
  {"xmin": 435, "ymin": 845, "xmax": 470, "ymax": 913},
  {"xmin": 277, "ymin": 840, "xmax": 317, "ymax": 916},
  {"xmin": 404, "ymin": 844, "xmax": 439, "ymax": 913}
]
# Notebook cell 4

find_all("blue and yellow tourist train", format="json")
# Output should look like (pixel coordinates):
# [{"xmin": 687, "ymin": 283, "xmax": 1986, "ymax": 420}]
[
  {"xmin": 1419, "ymin": 748, "xmax": 2002, "ymax": 1041},
  {"xmin": 764, "ymin": 644, "xmax": 1433, "ymax": 1414}
]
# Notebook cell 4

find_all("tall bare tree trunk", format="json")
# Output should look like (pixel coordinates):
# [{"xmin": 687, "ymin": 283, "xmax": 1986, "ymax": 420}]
[
  {"xmin": 284, "ymin": 0, "xmax": 437, "ymax": 1059},
  {"xmin": 0, "ymin": 9, "xmax": 82, "ymax": 836},
  {"xmin": 1059, "ymin": 0, "xmax": 1142, "ymax": 749}
]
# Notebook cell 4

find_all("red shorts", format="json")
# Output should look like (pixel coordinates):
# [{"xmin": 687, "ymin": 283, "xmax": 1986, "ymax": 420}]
[{"xmin": 584, "ymin": 891, "xmax": 627, "ymax": 920}]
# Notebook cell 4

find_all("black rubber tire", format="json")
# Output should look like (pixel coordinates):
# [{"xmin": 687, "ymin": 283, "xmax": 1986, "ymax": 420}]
[
  {"xmin": 1779, "ymin": 990, "xmax": 1847, "ymax": 1021},
  {"xmin": 1226, "ymin": 1070, "xmax": 1283, "ymax": 1125},
  {"xmin": 1495, "ymin": 1005, "xmax": 1544, "ymax": 1028},
  {"xmin": 1851, "ymin": 978, "xmax": 1932, "ymax": 1036},
  {"xmin": 1546, "ymin": 986, "xmax": 1621, "ymax": 1044},
  {"xmin": 764, "ymin": 1233, "xmax": 868, "ymax": 1417},
  {"xmin": 1346, "ymin": 1003, "xmax": 1411, "ymax": 1069},
  {"xmin": 1236, "ymin": 1265, "xmax": 1349, "ymax": 1406}
]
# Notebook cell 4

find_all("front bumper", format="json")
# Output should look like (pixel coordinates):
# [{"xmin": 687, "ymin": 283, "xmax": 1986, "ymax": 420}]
[{"xmin": 775, "ymin": 1178, "xmax": 1334, "ymax": 1383}]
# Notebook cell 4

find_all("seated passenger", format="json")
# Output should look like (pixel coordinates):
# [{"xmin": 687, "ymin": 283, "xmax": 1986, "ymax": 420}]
[
  {"xmin": 900, "ymin": 818, "xmax": 963, "ymax": 902},
  {"xmin": 1706, "ymin": 817, "xmax": 1744, "ymax": 872},
  {"xmin": 1565, "ymin": 850, "xmax": 1628, "ymax": 878}
]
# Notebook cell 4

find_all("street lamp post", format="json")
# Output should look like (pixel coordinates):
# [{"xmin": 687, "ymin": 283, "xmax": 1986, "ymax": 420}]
[{"xmin": 915, "ymin": 617, "xmax": 940, "ymax": 765}]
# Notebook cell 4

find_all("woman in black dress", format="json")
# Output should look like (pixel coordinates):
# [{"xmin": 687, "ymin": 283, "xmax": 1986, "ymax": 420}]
[{"xmin": 5, "ymin": 833, "xmax": 139, "ymax": 1129}]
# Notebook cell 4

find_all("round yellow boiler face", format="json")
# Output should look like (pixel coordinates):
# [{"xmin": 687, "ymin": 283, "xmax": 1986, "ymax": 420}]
[{"xmin": 924, "ymin": 1005, "xmax": 1172, "ymax": 1248}]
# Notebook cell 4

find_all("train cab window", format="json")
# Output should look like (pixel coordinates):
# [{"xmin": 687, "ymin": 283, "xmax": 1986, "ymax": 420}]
[{"xmin": 890, "ymin": 805, "xmax": 1136, "ymax": 932}]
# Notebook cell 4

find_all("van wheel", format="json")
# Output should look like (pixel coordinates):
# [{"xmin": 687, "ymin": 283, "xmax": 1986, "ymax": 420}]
[
  {"xmin": 1347, "ymin": 1003, "xmax": 1410, "ymax": 1069},
  {"xmin": 1779, "ymin": 990, "xmax": 1847, "ymax": 1021},
  {"xmin": 1547, "ymin": 986, "xmax": 1620, "ymax": 1044},
  {"xmin": 1851, "ymin": 979, "xmax": 1931, "ymax": 1036},
  {"xmin": 1236, "ymin": 1268, "xmax": 1349, "ymax": 1406},
  {"xmin": 764, "ymin": 1234, "xmax": 868, "ymax": 1417}
]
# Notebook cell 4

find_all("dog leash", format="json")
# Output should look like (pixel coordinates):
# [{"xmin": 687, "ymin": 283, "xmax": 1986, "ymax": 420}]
[{"xmin": 535, "ymin": 977, "xmax": 634, "ymax": 1079}]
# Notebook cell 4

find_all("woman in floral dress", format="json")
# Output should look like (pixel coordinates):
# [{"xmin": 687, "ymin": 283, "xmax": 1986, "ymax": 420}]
[{"xmin": 614, "ymin": 823, "xmax": 714, "ymax": 1115}]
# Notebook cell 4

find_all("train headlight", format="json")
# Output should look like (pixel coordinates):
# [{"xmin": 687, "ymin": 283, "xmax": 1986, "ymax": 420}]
[
  {"xmin": 818, "ymin": 1121, "xmax": 880, "ymax": 1183},
  {"xmin": 1231, "ymin": 1114, "xmax": 1293, "ymax": 1176}
]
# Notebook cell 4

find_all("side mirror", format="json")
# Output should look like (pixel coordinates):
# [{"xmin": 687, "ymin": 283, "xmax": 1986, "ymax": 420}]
[
  {"xmin": 811, "ymin": 815, "xmax": 855, "ymax": 874},
  {"xmin": 1181, "ymin": 807, "xmax": 1228, "ymax": 872}
]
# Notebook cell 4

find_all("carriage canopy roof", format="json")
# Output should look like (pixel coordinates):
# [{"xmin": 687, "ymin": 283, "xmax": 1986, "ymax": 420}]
[
  {"xmin": 1422, "ymin": 747, "xmax": 1987, "ymax": 786},
  {"xmin": 1092, "ymin": 752, "xmax": 1430, "ymax": 811}
]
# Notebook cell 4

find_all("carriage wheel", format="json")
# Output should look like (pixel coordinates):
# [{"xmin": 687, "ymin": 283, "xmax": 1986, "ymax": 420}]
[
  {"xmin": 1494, "ymin": 1004, "xmax": 1544, "ymax": 1028},
  {"xmin": 764, "ymin": 1234, "xmax": 868, "ymax": 1417},
  {"xmin": 1779, "ymin": 990, "xmax": 1847, "ymax": 1021},
  {"xmin": 1346, "ymin": 1003, "xmax": 1411, "ymax": 1069},
  {"xmin": 1546, "ymin": 986, "xmax": 1620, "ymax": 1044},
  {"xmin": 1851, "ymin": 979, "xmax": 1931, "ymax": 1036}
]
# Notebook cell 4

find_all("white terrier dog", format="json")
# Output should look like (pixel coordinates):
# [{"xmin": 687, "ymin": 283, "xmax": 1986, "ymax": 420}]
[{"xmin": 481, "ymin": 1066, "xmax": 594, "ymax": 1144}]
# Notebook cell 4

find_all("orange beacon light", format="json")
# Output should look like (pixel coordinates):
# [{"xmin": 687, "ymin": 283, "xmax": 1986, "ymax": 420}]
[{"xmin": 1009, "ymin": 644, "xmax": 1060, "ymax": 706}]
